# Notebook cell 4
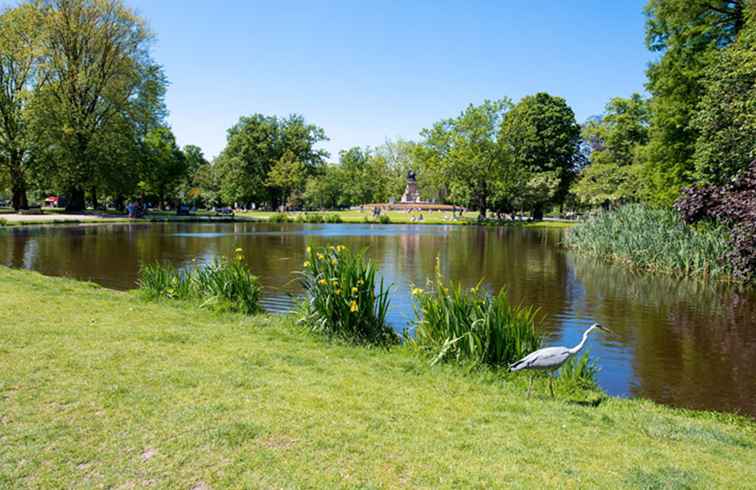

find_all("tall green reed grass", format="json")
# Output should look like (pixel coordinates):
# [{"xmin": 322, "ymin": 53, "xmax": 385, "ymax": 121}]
[
  {"xmin": 138, "ymin": 248, "xmax": 262, "ymax": 314},
  {"xmin": 409, "ymin": 260, "xmax": 542, "ymax": 368},
  {"xmin": 565, "ymin": 204, "xmax": 733, "ymax": 279},
  {"xmin": 299, "ymin": 245, "xmax": 397, "ymax": 346}
]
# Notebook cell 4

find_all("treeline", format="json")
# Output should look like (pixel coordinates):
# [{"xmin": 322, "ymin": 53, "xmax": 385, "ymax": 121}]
[{"xmin": 2, "ymin": 0, "xmax": 754, "ymax": 217}]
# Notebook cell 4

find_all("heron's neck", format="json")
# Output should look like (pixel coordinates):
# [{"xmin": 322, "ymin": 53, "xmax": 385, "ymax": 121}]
[{"xmin": 568, "ymin": 326, "xmax": 595, "ymax": 355}]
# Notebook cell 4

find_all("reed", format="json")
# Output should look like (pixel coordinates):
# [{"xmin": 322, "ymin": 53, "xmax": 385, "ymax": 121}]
[
  {"xmin": 557, "ymin": 352, "xmax": 599, "ymax": 390},
  {"xmin": 565, "ymin": 204, "xmax": 733, "ymax": 279},
  {"xmin": 299, "ymin": 245, "xmax": 397, "ymax": 346},
  {"xmin": 138, "ymin": 249, "xmax": 262, "ymax": 314},
  {"xmin": 410, "ymin": 260, "xmax": 541, "ymax": 368}
]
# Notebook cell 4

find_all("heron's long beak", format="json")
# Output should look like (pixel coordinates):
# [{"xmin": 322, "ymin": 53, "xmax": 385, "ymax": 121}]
[{"xmin": 597, "ymin": 324, "xmax": 616, "ymax": 336}]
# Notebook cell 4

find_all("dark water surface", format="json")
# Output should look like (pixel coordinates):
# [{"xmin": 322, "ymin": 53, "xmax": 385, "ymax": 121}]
[{"xmin": 2, "ymin": 222, "xmax": 755, "ymax": 417}]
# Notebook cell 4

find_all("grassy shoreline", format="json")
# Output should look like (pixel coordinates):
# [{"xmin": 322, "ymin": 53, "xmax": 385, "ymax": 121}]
[
  {"xmin": 1, "ymin": 208, "xmax": 576, "ymax": 229},
  {"xmin": 1, "ymin": 267, "xmax": 754, "ymax": 488}
]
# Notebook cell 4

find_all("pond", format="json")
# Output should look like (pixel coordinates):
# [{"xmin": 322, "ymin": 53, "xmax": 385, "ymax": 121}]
[{"xmin": 1, "ymin": 221, "xmax": 755, "ymax": 418}]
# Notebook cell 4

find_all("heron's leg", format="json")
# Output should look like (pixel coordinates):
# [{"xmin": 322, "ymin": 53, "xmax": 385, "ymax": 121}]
[{"xmin": 549, "ymin": 376, "xmax": 555, "ymax": 398}]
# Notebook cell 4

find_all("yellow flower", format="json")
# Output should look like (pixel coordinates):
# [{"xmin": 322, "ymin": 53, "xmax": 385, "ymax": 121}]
[
  {"xmin": 331, "ymin": 258, "xmax": 338, "ymax": 265},
  {"xmin": 335, "ymin": 289, "xmax": 342, "ymax": 296},
  {"xmin": 350, "ymin": 300, "xmax": 359, "ymax": 312},
  {"xmin": 235, "ymin": 247, "xmax": 243, "ymax": 253},
  {"xmin": 304, "ymin": 261, "xmax": 311, "ymax": 267},
  {"xmin": 318, "ymin": 279, "xmax": 327, "ymax": 285},
  {"xmin": 328, "ymin": 245, "xmax": 336, "ymax": 250},
  {"xmin": 317, "ymin": 253, "xmax": 325, "ymax": 260},
  {"xmin": 306, "ymin": 246, "xmax": 312, "ymax": 254},
  {"xmin": 351, "ymin": 287, "xmax": 358, "ymax": 294},
  {"xmin": 357, "ymin": 279, "xmax": 364, "ymax": 286},
  {"xmin": 331, "ymin": 278, "xmax": 338, "ymax": 285},
  {"xmin": 411, "ymin": 287, "xmax": 424, "ymax": 296},
  {"xmin": 336, "ymin": 245, "xmax": 346, "ymax": 252}
]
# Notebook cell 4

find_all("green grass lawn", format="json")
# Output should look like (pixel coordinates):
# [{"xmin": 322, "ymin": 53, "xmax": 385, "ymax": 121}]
[
  {"xmin": 1, "ymin": 267, "xmax": 754, "ymax": 488},
  {"xmin": 237, "ymin": 210, "xmax": 576, "ymax": 228}
]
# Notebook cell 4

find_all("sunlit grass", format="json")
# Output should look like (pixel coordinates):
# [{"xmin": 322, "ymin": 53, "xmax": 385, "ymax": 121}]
[{"xmin": 0, "ymin": 267, "xmax": 754, "ymax": 487}]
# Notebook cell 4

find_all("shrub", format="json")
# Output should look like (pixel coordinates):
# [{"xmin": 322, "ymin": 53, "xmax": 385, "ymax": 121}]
[
  {"xmin": 676, "ymin": 160, "xmax": 756, "ymax": 282},
  {"xmin": 565, "ymin": 204, "xmax": 733, "ymax": 279},
  {"xmin": 138, "ymin": 249, "xmax": 262, "ymax": 314},
  {"xmin": 299, "ymin": 245, "xmax": 397, "ymax": 346},
  {"xmin": 269, "ymin": 213, "xmax": 292, "ymax": 223},
  {"xmin": 378, "ymin": 215, "xmax": 391, "ymax": 224},
  {"xmin": 410, "ymin": 260, "xmax": 541, "ymax": 368}
]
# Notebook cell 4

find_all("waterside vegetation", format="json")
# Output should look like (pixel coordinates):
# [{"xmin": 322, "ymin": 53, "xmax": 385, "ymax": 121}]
[{"xmin": 565, "ymin": 204, "xmax": 734, "ymax": 281}]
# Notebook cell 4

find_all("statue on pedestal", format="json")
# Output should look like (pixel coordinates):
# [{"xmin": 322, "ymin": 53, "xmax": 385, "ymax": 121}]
[{"xmin": 401, "ymin": 169, "xmax": 420, "ymax": 203}]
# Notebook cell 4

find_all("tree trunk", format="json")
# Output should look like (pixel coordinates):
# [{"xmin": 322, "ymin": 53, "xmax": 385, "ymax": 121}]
[
  {"xmin": 114, "ymin": 194, "xmax": 125, "ymax": 212},
  {"xmin": 532, "ymin": 204, "xmax": 544, "ymax": 221},
  {"xmin": 91, "ymin": 186, "xmax": 98, "ymax": 210},
  {"xmin": 9, "ymin": 153, "xmax": 28, "ymax": 211},
  {"xmin": 65, "ymin": 187, "xmax": 86, "ymax": 213}
]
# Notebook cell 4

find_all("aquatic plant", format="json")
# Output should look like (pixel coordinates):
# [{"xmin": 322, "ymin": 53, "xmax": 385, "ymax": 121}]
[
  {"xmin": 138, "ymin": 249, "xmax": 262, "ymax": 314},
  {"xmin": 299, "ymin": 245, "xmax": 397, "ymax": 346},
  {"xmin": 557, "ymin": 352, "xmax": 599, "ymax": 390},
  {"xmin": 410, "ymin": 260, "xmax": 541, "ymax": 368},
  {"xmin": 564, "ymin": 204, "xmax": 733, "ymax": 280}
]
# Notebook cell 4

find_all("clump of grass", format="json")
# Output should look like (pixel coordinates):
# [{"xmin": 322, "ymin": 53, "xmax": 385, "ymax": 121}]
[
  {"xmin": 269, "ymin": 213, "xmax": 293, "ymax": 223},
  {"xmin": 324, "ymin": 213, "xmax": 342, "ymax": 223},
  {"xmin": 557, "ymin": 352, "xmax": 599, "ymax": 390},
  {"xmin": 299, "ymin": 245, "xmax": 397, "ymax": 346},
  {"xmin": 378, "ymin": 215, "xmax": 391, "ymax": 224},
  {"xmin": 565, "ymin": 204, "xmax": 733, "ymax": 279},
  {"xmin": 138, "ymin": 249, "xmax": 262, "ymax": 314},
  {"xmin": 409, "ymin": 260, "xmax": 541, "ymax": 368}
]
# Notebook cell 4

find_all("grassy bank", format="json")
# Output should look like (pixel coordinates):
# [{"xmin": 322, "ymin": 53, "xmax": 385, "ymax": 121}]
[
  {"xmin": 1, "ymin": 268, "xmax": 754, "ymax": 488},
  {"xmin": 0, "ymin": 208, "xmax": 576, "ymax": 229},
  {"xmin": 239, "ymin": 210, "xmax": 576, "ymax": 228}
]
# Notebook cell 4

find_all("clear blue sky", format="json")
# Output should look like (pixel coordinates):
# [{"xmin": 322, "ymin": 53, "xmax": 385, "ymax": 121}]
[{"xmin": 130, "ymin": 0, "xmax": 653, "ymax": 161}]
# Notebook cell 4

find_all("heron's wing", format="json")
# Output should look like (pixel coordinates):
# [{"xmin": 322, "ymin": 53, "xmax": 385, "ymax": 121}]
[{"xmin": 510, "ymin": 347, "xmax": 570, "ymax": 371}]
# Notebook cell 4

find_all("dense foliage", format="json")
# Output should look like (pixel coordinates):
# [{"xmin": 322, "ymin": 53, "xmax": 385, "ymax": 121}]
[
  {"xmin": 676, "ymin": 161, "xmax": 756, "ymax": 282},
  {"xmin": 299, "ymin": 245, "xmax": 397, "ymax": 346},
  {"xmin": 565, "ymin": 204, "xmax": 734, "ymax": 279},
  {"xmin": 410, "ymin": 261, "xmax": 542, "ymax": 368}
]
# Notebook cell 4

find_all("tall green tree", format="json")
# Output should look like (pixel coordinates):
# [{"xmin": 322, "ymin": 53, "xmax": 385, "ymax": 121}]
[
  {"xmin": 266, "ymin": 150, "xmax": 307, "ymax": 209},
  {"xmin": 34, "ymin": 0, "xmax": 160, "ymax": 211},
  {"xmin": 139, "ymin": 127, "xmax": 186, "ymax": 209},
  {"xmin": 499, "ymin": 92, "xmax": 581, "ymax": 219},
  {"xmin": 418, "ymin": 99, "xmax": 513, "ymax": 217},
  {"xmin": 216, "ymin": 114, "xmax": 327, "ymax": 208},
  {"xmin": 692, "ymin": 10, "xmax": 756, "ymax": 184},
  {"xmin": 643, "ymin": 0, "xmax": 750, "ymax": 205},
  {"xmin": 573, "ymin": 94, "xmax": 650, "ymax": 206},
  {"xmin": 0, "ymin": 2, "xmax": 45, "ymax": 210}
]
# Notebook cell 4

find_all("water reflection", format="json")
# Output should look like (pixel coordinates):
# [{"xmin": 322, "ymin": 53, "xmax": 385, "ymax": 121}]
[{"xmin": 0, "ymin": 222, "xmax": 754, "ymax": 417}]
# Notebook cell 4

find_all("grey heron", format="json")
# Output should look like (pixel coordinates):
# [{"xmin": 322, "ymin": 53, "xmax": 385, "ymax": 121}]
[{"xmin": 510, "ymin": 323, "xmax": 613, "ymax": 397}]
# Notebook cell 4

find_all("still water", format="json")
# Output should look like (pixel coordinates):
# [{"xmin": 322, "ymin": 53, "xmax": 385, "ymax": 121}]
[{"xmin": 1, "ymin": 222, "xmax": 755, "ymax": 417}]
